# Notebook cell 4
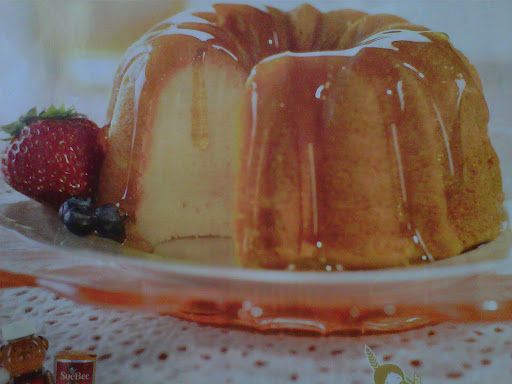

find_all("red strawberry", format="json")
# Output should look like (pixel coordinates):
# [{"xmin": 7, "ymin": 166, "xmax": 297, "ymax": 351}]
[{"xmin": 1, "ymin": 106, "xmax": 104, "ymax": 208}]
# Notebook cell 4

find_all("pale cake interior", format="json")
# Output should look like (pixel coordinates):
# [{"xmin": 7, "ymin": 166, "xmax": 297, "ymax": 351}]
[{"xmin": 136, "ymin": 64, "xmax": 245, "ymax": 245}]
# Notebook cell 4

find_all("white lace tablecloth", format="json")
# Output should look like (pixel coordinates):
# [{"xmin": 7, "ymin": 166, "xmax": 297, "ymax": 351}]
[{"xmin": 0, "ymin": 287, "xmax": 510, "ymax": 384}]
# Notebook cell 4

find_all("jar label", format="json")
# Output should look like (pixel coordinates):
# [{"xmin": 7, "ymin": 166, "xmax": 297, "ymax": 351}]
[{"xmin": 55, "ymin": 361, "xmax": 95, "ymax": 384}]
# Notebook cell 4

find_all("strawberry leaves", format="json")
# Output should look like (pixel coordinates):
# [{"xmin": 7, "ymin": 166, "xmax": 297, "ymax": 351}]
[
  {"xmin": 39, "ymin": 105, "xmax": 85, "ymax": 120},
  {"xmin": 1, "ymin": 105, "xmax": 86, "ymax": 139}
]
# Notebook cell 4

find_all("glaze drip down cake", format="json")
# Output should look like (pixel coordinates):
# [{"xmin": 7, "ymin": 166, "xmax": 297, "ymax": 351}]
[{"xmin": 98, "ymin": 3, "xmax": 504, "ymax": 270}]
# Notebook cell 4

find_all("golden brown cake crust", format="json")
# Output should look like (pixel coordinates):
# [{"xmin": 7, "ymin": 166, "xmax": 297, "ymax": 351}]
[{"xmin": 99, "ymin": 3, "xmax": 504, "ymax": 268}]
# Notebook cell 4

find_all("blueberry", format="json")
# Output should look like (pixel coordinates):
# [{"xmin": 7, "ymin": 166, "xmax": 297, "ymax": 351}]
[
  {"xmin": 63, "ymin": 208, "xmax": 95, "ymax": 236},
  {"xmin": 95, "ymin": 204, "xmax": 126, "ymax": 242},
  {"xmin": 59, "ymin": 197, "xmax": 93, "ymax": 220}
]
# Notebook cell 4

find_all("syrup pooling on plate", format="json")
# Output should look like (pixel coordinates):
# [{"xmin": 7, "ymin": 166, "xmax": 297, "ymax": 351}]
[{"xmin": 237, "ymin": 28, "xmax": 485, "ymax": 269}]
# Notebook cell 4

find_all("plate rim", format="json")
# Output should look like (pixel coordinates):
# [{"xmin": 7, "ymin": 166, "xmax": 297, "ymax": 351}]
[{"xmin": 44, "ymin": 226, "xmax": 512, "ymax": 287}]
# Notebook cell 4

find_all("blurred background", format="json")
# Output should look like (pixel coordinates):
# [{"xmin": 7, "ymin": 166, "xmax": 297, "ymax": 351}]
[{"xmin": 0, "ymin": 0, "xmax": 511, "ymax": 132}]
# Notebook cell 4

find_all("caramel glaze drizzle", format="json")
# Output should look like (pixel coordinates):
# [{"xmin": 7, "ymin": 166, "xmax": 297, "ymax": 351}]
[
  {"xmin": 111, "ymin": 5, "xmax": 485, "ymax": 268},
  {"xmin": 352, "ymin": 31, "xmax": 470, "ymax": 265},
  {"xmin": 191, "ymin": 50, "xmax": 210, "ymax": 150},
  {"xmin": 239, "ymin": 29, "xmax": 481, "ymax": 269},
  {"xmin": 380, "ymin": 31, "xmax": 473, "ymax": 264},
  {"xmin": 350, "ymin": 32, "xmax": 469, "ymax": 266}
]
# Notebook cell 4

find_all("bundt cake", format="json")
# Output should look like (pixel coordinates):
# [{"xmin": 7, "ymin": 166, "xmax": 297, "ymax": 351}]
[{"xmin": 98, "ymin": 3, "xmax": 504, "ymax": 269}]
